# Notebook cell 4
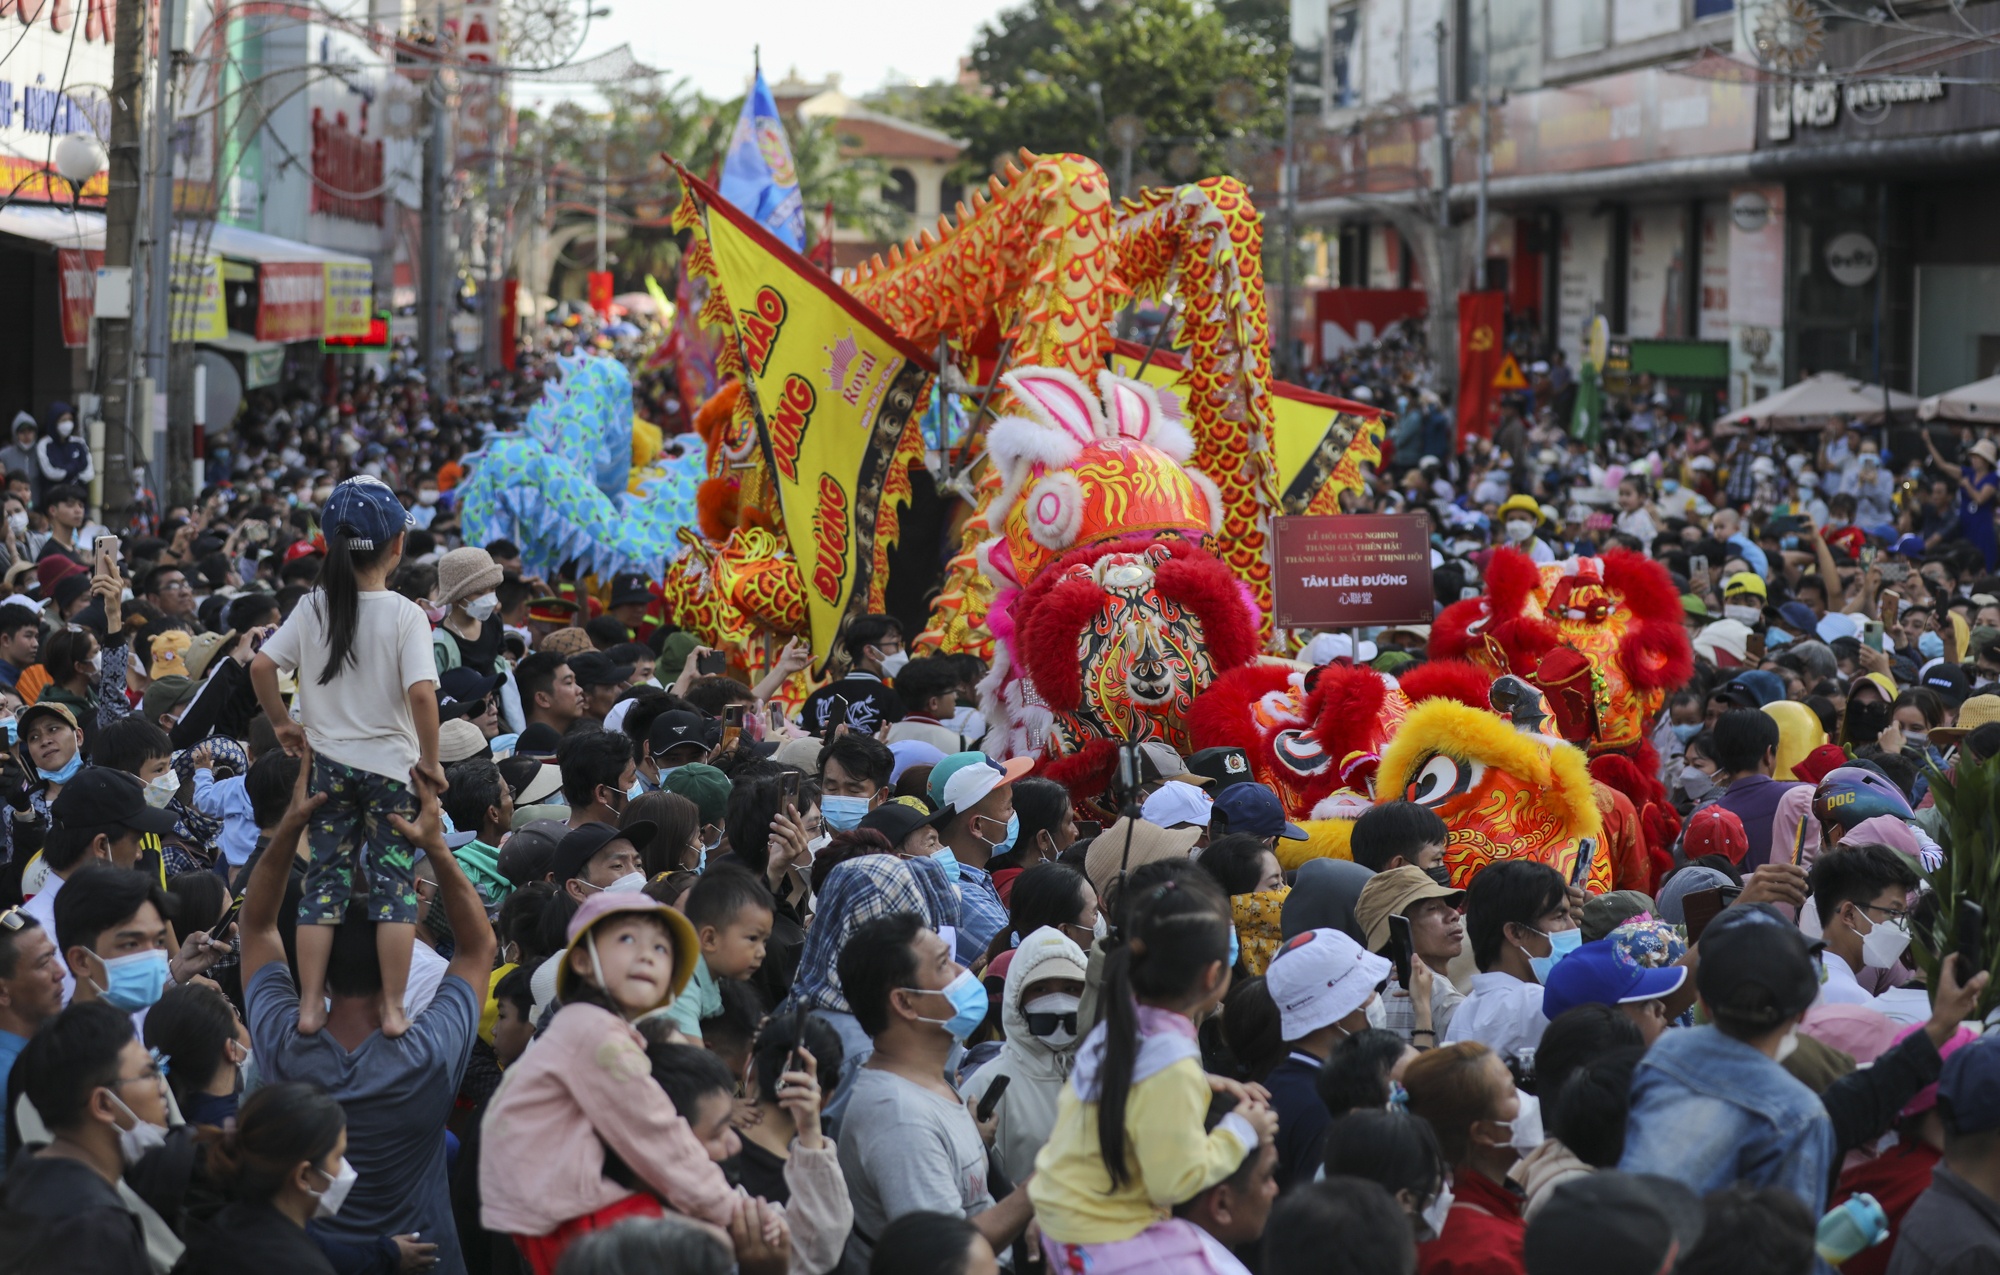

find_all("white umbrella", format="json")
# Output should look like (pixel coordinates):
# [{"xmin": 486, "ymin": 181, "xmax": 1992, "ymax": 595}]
[
  {"xmin": 1919, "ymin": 374, "xmax": 2000, "ymax": 423},
  {"xmin": 1722, "ymin": 371, "xmax": 1918, "ymax": 426}
]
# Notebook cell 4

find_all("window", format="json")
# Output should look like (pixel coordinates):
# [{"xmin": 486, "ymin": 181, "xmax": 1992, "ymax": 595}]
[
  {"xmin": 883, "ymin": 169, "xmax": 916, "ymax": 213},
  {"xmin": 1329, "ymin": 3, "xmax": 1361, "ymax": 108},
  {"xmin": 1549, "ymin": 0, "xmax": 1606, "ymax": 57}
]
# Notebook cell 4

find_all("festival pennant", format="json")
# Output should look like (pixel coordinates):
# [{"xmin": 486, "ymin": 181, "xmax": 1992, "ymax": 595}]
[
  {"xmin": 719, "ymin": 65, "xmax": 806, "ymax": 251},
  {"xmin": 675, "ymin": 163, "xmax": 935, "ymax": 673}
]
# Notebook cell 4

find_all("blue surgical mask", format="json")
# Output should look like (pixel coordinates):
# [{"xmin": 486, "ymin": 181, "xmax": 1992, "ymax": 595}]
[
  {"xmin": 1662, "ymin": 479, "xmax": 1679, "ymax": 493},
  {"xmin": 904, "ymin": 967, "xmax": 988, "ymax": 1040},
  {"xmin": 977, "ymin": 812, "xmax": 1019, "ymax": 855},
  {"xmin": 89, "ymin": 948, "xmax": 169, "ymax": 1012},
  {"xmin": 37, "ymin": 752, "xmax": 82, "ymax": 785},
  {"xmin": 1525, "ymin": 926, "xmax": 1583, "ymax": 984},
  {"xmin": 1671, "ymin": 722, "xmax": 1702, "ymax": 743},
  {"xmin": 930, "ymin": 846, "xmax": 962, "ymax": 883},
  {"xmin": 1921, "ymin": 631, "xmax": 1945, "ymax": 660},
  {"xmin": 822, "ymin": 794, "xmax": 871, "ymax": 832}
]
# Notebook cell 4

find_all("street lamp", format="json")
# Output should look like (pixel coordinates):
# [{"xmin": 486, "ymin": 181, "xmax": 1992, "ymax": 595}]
[{"xmin": 53, "ymin": 133, "xmax": 107, "ymax": 208}]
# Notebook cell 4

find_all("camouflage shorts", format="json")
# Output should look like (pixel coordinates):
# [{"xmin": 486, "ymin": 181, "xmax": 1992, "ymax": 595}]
[{"xmin": 299, "ymin": 756, "xmax": 419, "ymax": 927}]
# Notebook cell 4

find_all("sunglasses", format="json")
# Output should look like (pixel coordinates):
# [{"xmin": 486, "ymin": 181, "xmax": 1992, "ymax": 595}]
[{"xmin": 1024, "ymin": 1008, "xmax": 1078, "ymax": 1037}]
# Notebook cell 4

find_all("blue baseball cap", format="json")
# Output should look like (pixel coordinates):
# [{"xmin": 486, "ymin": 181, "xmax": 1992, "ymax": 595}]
[
  {"xmin": 1939, "ymin": 1035, "xmax": 2000, "ymax": 1135},
  {"xmin": 322, "ymin": 475, "xmax": 414, "ymax": 550},
  {"xmin": 1541, "ymin": 936, "xmax": 1688, "ymax": 1021},
  {"xmin": 1212, "ymin": 781, "xmax": 1307, "ymax": 841}
]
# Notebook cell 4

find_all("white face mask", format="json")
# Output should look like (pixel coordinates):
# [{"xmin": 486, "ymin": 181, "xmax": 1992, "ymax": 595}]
[
  {"xmin": 1724, "ymin": 603, "xmax": 1763, "ymax": 626},
  {"xmin": 1504, "ymin": 519, "xmax": 1535, "ymax": 543},
  {"xmin": 806, "ymin": 833, "xmax": 831, "ymax": 859},
  {"xmin": 416, "ymin": 490, "xmax": 440, "ymax": 506},
  {"xmin": 143, "ymin": 772, "xmax": 179, "ymax": 809},
  {"xmin": 1855, "ymin": 908, "xmax": 1912, "ymax": 969},
  {"xmin": 1023, "ymin": 992, "xmax": 1082, "ymax": 1049},
  {"xmin": 1496, "ymin": 1090, "xmax": 1543, "ymax": 1154},
  {"xmin": 463, "ymin": 593, "xmax": 500, "ymax": 621},
  {"xmin": 6, "ymin": 512, "xmax": 25, "ymax": 536},
  {"xmin": 312, "ymin": 1156, "xmax": 359, "ymax": 1218},
  {"xmin": 878, "ymin": 649, "xmax": 910, "ymax": 677},
  {"xmin": 107, "ymin": 1092, "xmax": 167, "ymax": 1167},
  {"xmin": 602, "ymin": 871, "xmax": 646, "ymax": 894},
  {"xmin": 1421, "ymin": 1182, "xmax": 1455, "ymax": 1241},
  {"xmin": 1774, "ymin": 1026, "xmax": 1801, "ymax": 1063}
]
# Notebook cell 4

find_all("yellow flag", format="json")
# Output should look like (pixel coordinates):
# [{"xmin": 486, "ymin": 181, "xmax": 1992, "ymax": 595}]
[{"xmin": 682, "ymin": 168, "xmax": 934, "ymax": 672}]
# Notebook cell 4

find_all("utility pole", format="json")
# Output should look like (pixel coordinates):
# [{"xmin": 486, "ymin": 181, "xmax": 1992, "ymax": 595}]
[
  {"xmin": 595, "ymin": 133, "xmax": 607, "ymax": 272},
  {"xmin": 419, "ymin": 4, "xmax": 449, "ymax": 398},
  {"xmin": 484, "ymin": 122, "xmax": 504, "ymax": 374},
  {"xmin": 1432, "ymin": 20, "xmax": 1451, "ymax": 237},
  {"xmin": 146, "ymin": 0, "xmax": 182, "ymax": 505},
  {"xmin": 1473, "ymin": 0, "xmax": 1491, "ymax": 293},
  {"xmin": 98, "ymin": 0, "xmax": 150, "ymax": 520},
  {"xmin": 1280, "ymin": 75, "xmax": 1297, "ymax": 382}
]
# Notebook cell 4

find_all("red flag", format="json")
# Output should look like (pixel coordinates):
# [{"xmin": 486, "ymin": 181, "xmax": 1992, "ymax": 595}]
[
  {"xmin": 1455, "ymin": 291, "xmax": 1506, "ymax": 447},
  {"xmin": 588, "ymin": 270, "xmax": 614, "ymax": 318}
]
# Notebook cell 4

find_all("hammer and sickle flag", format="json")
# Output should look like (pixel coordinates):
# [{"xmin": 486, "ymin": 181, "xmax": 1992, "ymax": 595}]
[{"xmin": 673, "ymin": 161, "xmax": 935, "ymax": 675}]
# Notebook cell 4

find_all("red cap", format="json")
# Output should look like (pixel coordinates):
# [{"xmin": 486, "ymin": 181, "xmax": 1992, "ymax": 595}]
[
  {"xmin": 1791, "ymin": 743, "xmax": 1850, "ymax": 787},
  {"xmin": 1683, "ymin": 804, "xmax": 1749, "ymax": 864},
  {"xmin": 283, "ymin": 535, "xmax": 325, "ymax": 564},
  {"xmin": 34, "ymin": 555, "xmax": 82, "ymax": 594}
]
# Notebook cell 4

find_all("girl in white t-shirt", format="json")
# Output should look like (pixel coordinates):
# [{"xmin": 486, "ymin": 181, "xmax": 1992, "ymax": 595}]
[{"xmin": 251, "ymin": 476, "xmax": 442, "ymax": 1037}]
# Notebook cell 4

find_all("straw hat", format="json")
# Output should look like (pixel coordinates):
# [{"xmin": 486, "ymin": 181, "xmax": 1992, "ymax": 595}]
[{"xmin": 1934, "ymin": 694, "xmax": 2000, "ymax": 746}]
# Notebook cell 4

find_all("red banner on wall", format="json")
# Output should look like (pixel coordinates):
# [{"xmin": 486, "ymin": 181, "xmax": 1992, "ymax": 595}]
[
  {"xmin": 1455, "ymin": 291, "xmax": 1506, "ymax": 446},
  {"xmin": 587, "ymin": 270, "xmax": 613, "ymax": 318},
  {"xmin": 257, "ymin": 263, "xmax": 326, "ymax": 342},
  {"xmin": 1316, "ymin": 289, "xmax": 1428, "ymax": 360},
  {"xmin": 56, "ymin": 248, "xmax": 103, "ymax": 348}
]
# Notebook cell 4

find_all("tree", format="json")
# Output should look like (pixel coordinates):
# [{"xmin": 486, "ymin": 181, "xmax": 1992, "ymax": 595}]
[{"xmin": 926, "ymin": 0, "xmax": 1287, "ymax": 190}]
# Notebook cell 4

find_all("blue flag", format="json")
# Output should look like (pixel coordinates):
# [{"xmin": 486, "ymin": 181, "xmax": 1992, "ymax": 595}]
[{"xmin": 719, "ymin": 67, "xmax": 806, "ymax": 252}]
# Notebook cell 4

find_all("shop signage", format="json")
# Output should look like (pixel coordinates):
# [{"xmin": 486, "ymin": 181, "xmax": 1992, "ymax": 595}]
[
  {"xmin": 1768, "ymin": 66, "xmax": 1946, "ymax": 141},
  {"xmin": 0, "ymin": 0, "xmax": 115, "ymax": 204},
  {"xmin": 1272, "ymin": 514, "xmax": 1434, "ymax": 628},
  {"xmin": 1825, "ymin": 232, "xmax": 1879, "ymax": 287},
  {"xmin": 256, "ymin": 262, "xmax": 326, "ymax": 342}
]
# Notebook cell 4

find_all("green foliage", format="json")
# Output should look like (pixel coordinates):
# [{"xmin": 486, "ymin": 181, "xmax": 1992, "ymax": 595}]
[
  {"xmin": 1911, "ymin": 755, "xmax": 2000, "ymax": 1017},
  {"xmin": 924, "ymin": 0, "xmax": 1287, "ymax": 189}
]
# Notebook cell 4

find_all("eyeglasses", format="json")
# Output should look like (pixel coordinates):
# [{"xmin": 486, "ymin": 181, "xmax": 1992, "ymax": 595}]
[
  {"xmin": 0, "ymin": 905, "xmax": 23, "ymax": 931},
  {"xmin": 1858, "ymin": 902, "xmax": 1910, "ymax": 925}
]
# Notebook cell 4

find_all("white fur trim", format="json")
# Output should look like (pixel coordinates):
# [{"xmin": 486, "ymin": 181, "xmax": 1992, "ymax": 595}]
[
  {"xmin": 1095, "ymin": 371, "xmax": 1162, "ymax": 444},
  {"xmin": 975, "ymin": 536, "xmax": 1021, "ymax": 590},
  {"xmin": 987, "ymin": 415, "xmax": 1086, "ymax": 528},
  {"xmin": 1312, "ymin": 791, "xmax": 1374, "ymax": 821},
  {"xmin": 1144, "ymin": 413, "xmax": 1197, "ymax": 462},
  {"xmin": 1025, "ymin": 473, "xmax": 1085, "ymax": 551},
  {"xmin": 1187, "ymin": 468, "xmax": 1224, "ymax": 534},
  {"xmin": 1002, "ymin": 366, "xmax": 1104, "ymax": 447}
]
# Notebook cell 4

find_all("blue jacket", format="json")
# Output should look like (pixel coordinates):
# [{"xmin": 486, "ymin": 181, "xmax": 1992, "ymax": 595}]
[{"xmin": 1619, "ymin": 1025, "xmax": 1835, "ymax": 1218}]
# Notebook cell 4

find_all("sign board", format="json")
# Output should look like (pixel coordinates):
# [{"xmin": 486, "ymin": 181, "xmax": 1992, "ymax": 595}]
[
  {"xmin": 1493, "ymin": 353, "xmax": 1527, "ymax": 389},
  {"xmin": 323, "ymin": 261, "xmax": 373, "ymax": 336},
  {"xmin": 588, "ymin": 270, "xmax": 614, "ymax": 318},
  {"xmin": 256, "ymin": 262, "xmax": 326, "ymax": 342},
  {"xmin": 1272, "ymin": 514, "xmax": 1434, "ymax": 629}
]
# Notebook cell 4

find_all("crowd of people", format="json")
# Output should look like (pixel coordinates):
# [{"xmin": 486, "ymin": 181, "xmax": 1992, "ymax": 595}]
[{"xmin": 1, "ymin": 311, "xmax": 2000, "ymax": 1275}]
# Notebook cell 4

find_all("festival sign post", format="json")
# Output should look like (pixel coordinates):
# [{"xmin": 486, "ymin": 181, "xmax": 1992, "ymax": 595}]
[{"xmin": 1272, "ymin": 514, "xmax": 1435, "ymax": 651}]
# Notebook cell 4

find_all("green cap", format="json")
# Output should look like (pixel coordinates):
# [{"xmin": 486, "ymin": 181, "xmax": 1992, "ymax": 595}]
[
  {"xmin": 661, "ymin": 762, "xmax": 731, "ymax": 826},
  {"xmin": 141, "ymin": 675, "xmax": 199, "ymax": 725},
  {"xmin": 927, "ymin": 752, "xmax": 992, "ymax": 811},
  {"xmin": 1681, "ymin": 593, "xmax": 1711, "ymax": 621}
]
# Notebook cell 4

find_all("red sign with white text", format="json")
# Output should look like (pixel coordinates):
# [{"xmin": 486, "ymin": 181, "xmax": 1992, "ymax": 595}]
[
  {"xmin": 1317, "ymin": 289, "xmax": 1428, "ymax": 359},
  {"xmin": 56, "ymin": 248, "xmax": 102, "ymax": 347},
  {"xmin": 1273, "ymin": 514, "xmax": 1435, "ymax": 629},
  {"xmin": 256, "ymin": 262, "xmax": 325, "ymax": 342}
]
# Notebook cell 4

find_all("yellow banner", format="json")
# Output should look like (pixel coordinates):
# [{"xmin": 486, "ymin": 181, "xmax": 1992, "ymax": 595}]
[
  {"xmin": 1110, "ymin": 340, "xmax": 1383, "ymax": 516},
  {"xmin": 323, "ymin": 261, "xmax": 373, "ymax": 338},
  {"xmin": 689, "ymin": 171, "xmax": 933, "ymax": 672},
  {"xmin": 173, "ymin": 254, "xmax": 228, "ymax": 343}
]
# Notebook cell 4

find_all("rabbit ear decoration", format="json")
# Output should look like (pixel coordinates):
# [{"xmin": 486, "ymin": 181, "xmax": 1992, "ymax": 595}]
[
  {"xmin": 1095, "ymin": 371, "xmax": 1195, "ymax": 461},
  {"xmin": 1002, "ymin": 367, "xmax": 1105, "ymax": 447}
]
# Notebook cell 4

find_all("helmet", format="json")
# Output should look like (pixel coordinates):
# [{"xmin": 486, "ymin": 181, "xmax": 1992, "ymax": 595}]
[{"xmin": 1812, "ymin": 765, "xmax": 1915, "ymax": 835}]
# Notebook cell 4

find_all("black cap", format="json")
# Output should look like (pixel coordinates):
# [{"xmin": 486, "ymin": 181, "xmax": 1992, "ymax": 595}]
[
  {"xmin": 1924, "ymin": 663, "xmax": 1973, "ymax": 707},
  {"xmin": 1694, "ymin": 904, "xmax": 1822, "ymax": 1028},
  {"xmin": 608, "ymin": 573, "xmax": 653, "ymax": 608},
  {"xmin": 1708, "ymin": 682, "xmax": 1760, "ymax": 710},
  {"xmin": 550, "ymin": 820, "xmax": 655, "ymax": 884},
  {"xmin": 1186, "ymin": 746, "xmax": 1255, "ymax": 790},
  {"xmin": 495, "ymin": 819, "xmax": 568, "ymax": 885},
  {"xmin": 649, "ymin": 709, "xmax": 715, "ymax": 759},
  {"xmin": 51, "ymin": 767, "xmax": 180, "ymax": 836},
  {"xmin": 515, "ymin": 722, "xmax": 563, "ymax": 759},
  {"xmin": 1524, "ymin": 1173, "xmax": 1705, "ymax": 1275},
  {"xmin": 569, "ymin": 650, "xmax": 635, "ymax": 688},
  {"xmin": 440, "ymin": 666, "xmax": 504, "ymax": 707},
  {"xmin": 856, "ymin": 800, "xmax": 951, "ymax": 848}
]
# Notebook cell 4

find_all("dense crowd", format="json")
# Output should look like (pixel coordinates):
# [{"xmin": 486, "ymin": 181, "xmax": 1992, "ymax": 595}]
[{"xmin": 3, "ymin": 315, "xmax": 2000, "ymax": 1275}]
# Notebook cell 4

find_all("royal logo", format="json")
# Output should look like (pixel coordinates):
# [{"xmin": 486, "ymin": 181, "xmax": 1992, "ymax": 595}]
[
  {"xmin": 738, "ymin": 286, "xmax": 788, "ymax": 378},
  {"xmin": 770, "ymin": 374, "xmax": 816, "ymax": 482},
  {"xmin": 811, "ymin": 475, "xmax": 849, "ymax": 604}
]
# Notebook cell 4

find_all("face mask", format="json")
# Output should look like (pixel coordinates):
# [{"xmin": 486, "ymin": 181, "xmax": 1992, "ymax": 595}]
[
  {"xmin": 89, "ymin": 948, "xmax": 170, "ymax": 1011},
  {"xmin": 1854, "ymin": 908, "xmax": 1912, "ymax": 969},
  {"xmin": 1424, "ymin": 864, "xmax": 1454, "ymax": 888},
  {"xmin": 929, "ymin": 845, "xmax": 962, "ymax": 884},
  {"xmin": 55, "ymin": 420, "xmax": 73, "ymax": 439},
  {"xmin": 1724, "ymin": 603, "xmax": 1762, "ymax": 626},
  {"xmin": 1662, "ymin": 479, "xmax": 1679, "ymax": 494},
  {"xmin": 311, "ymin": 1156, "xmax": 360, "ymax": 1218},
  {"xmin": 464, "ymin": 593, "xmax": 500, "ymax": 621},
  {"xmin": 1679, "ymin": 767, "xmax": 1715, "ymax": 801},
  {"xmin": 1522, "ymin": 926, "xmax": 1582, "ymax": 984},
  {"xmin": 1491, "ymin": 1090, "xmax": 1543, "ymax": 1155},
  {"xmin": 106, "ymin": 1092, "xmax": 167, "ymax": 1167},
  {"xmin": 1672, "ymin": 722, "xmax": 1702, "ymax": 743},
  {"xmin": 905, "ymin": 967, "xmax": 988, "ymax": 1040},
  {"xmin": 626, "ymin": 777, "xmax": 650, "ymax": 802},
  {"xmin": 1421, "ymin": 1183, "xmax": 1455, "ymax": 1241},
  {"xmin": 822, "ymin": 794, "xmax": 871, "ymax": 831},
  {"xmin": 596, "ymin": 872, "xmax": 644, "ymax": 895},
  {"xmin": 806, "ymin": 833, "xmax": 831, "ymax": 858},
  {"xmin": 417, "ymin": 490, "xmax": 440, "ymax": 506},
  {"xmin": 143, "ymin": 772, "xmax": 179, "ymax": 809},
  {"xmin": 879, "ymin": 649, "xmax": 911, "ymax": 678},
  {"xmin": 1093, "ymin": 913, "xmax": 1109, "ymax": 940},
  {"xmin": 975, "ymin": 812, "xmax": 1019, "ymax": 856},
  {"xmin": 1504, "ymin": 519, "xmax": 1534, "ymax": 543},
  {"xmin": 1908, "ymin": 729, "xmax": 1930, "ymax": 747},
  {"xmin": 1774, "ymin": 1026, "xmax": 1801, "ymax": 1063},
  {"xmin": 1848, "ymin": 703, "xmax": 1892, "ymax": 741},
  {"xmin": 1920, "ymin": 632, "xmax": 1945, "ymax": 660},
  {"xmin": 6, "ymin": 512, "xmax": 25, "ymax": 536},
  {"xmin": 1023, "ymin": 992, "xmax": 1082, "ymax": 1048}
]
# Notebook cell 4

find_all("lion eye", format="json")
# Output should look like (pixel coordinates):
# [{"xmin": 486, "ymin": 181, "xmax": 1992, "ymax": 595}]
[
  {"xmin": 1273, "ymin": 730, "xmax": 1329, "ymax": 774},
  {"xmin": 1408, "ymin": 754, "xmax": 1482, "ymax": 807}
]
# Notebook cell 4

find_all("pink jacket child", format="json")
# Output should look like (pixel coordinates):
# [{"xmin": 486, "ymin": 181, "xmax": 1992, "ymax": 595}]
[{"xmin": 480, "ymin": 892, "xmax": 742, "ymax": 1273}]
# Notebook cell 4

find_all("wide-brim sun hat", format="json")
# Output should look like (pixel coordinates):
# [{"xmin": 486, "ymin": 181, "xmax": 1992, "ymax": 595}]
[{"xmin": 556, "ymin": 892, "xmax": 700, "ymax": 1009}]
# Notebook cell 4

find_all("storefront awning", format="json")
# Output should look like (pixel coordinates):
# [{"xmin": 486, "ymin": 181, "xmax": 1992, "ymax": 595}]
[
  {"xmin": 185, "ymin": 220, "xmax": 368, "ymax": 269},
  {"xmin": 0, "ymin": 205, "xmax": 105, "ymax": 251}
]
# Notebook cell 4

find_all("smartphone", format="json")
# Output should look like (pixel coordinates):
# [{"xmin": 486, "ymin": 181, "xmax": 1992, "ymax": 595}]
[
  {"xmin": 1862, "ymin": 619, "xmax": 1885, "ymax": 652},
  {"xmin": 1570, "ymin": 837, "xmax": 1597, "ymax": 890},
  {"xmin": 96, "ymin": 534, "xmax": 120, "ymax": 574},
  {"xmin": 1075, "ymin": 819, "xmax": 1102, "ymax": 840},
  {"xmin": 975, "ymin": 1073, "xmax": 1013, "ymax": 1123},
  {"xmin": 1881, "ymin": 562, "xmax": 1909, "ymax": 583},
  {"xmin": 1115, "ymin": 741, "xmax": 1143, "ymax": 792},
  {"xmin": 780, "ymin": 769, "xmax": 800, "ymax": 814},
  {"xmin": 696, "ymin": 649, "xmax": 727, "ymax": 678},
  {"xmin": 822, "ymin": 695, "xmax": 849, "ymax": 741},
  {"xmin": 1688, "ymin": 554, "xmax": 1709, "ymax": 578},
  {"xmin": 209, "ymin": 895, "xmax": 244, "ymax": 937},
  {"xmin": 722, "ymin": 703, "xmax": 744, "ymax": 749},
  {"xmin": 768, "ymin": 704, "xmax": 787, "ymax": 736},
  {"xmin": 1681, "ymin": 887, "xmax": 1727, "ymax": 942},
  {"xmin": 1863, "ymin": 546, "xmax": 1878, "ymax": 569},
  {"xmin": 1386, "ymin": 913, "xmax": 1414, "ymax": 989},
  {"xmin": 1958, "ymin": 899, "xmax": 1985, "ymax": 985}
]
